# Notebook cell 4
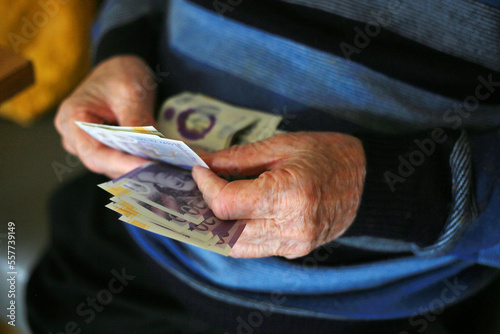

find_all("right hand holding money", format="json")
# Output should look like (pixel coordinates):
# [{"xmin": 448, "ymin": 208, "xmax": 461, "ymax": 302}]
[
  {"xmin": 192, "ymin": 132, "xmax": 366, "ymax": 259},
  {"xmin": 55, "ymin": 55, "xmax": 158, "ymax": 178}
]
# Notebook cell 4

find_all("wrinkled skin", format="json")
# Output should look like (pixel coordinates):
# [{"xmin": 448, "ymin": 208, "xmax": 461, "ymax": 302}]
[
  {"xmin": 193, "ymin": 132, "xmax": 366, "ymax": 258},
  {"xmin": 55, "ymin": 56, "xmax": 158, "ymax": 179},
  {"xmin": 55, "ymin": 55, "xmax": 366, "ymax": 259}
]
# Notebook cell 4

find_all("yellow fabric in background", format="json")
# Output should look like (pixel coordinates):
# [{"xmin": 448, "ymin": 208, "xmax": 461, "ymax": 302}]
[{"xmin": 0, "ymin": 0, "xmax": 97, "ymax": 125}]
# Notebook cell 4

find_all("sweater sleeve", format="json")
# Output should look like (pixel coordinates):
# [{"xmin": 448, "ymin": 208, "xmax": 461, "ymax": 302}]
[
  {"xmin": 339, "ymin": 128, "xmax": 478, "ymax": 257},
  {"xmin": 91, "ymin": 0, "xmax": 167, "ymax": 67},
  {"xmin": 452, "ymin": 128, "xmax": 500, "ymax": 268}
]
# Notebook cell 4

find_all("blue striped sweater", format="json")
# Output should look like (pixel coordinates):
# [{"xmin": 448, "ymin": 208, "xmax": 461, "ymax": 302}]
[{"xmin": 91, "ymin": 0, "xmax": 500, "ymax": 320}]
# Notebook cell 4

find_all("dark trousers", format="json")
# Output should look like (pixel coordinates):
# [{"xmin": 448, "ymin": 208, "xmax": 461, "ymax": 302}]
[{"xmin": 26, "ymin": 173, "xmax": 497, "ymax": 334}]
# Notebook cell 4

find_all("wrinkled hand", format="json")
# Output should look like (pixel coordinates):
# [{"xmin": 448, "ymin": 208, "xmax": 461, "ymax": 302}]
[
  {"xmin": 55, "ymin": 55, "xmax": 158, "ymax": 178},
  {"xmin": 192, "ymin": 132, "xmax": 366, "ymax": 258}
]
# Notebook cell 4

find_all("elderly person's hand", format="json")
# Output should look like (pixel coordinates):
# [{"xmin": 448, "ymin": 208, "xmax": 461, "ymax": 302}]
[
  {"xmin": 192, "ymin": 132, "xmax": 366, "ymax": 258},
  {"xmin": 55, "ymin": 55, "xmax": 158, "ymax": 179}
]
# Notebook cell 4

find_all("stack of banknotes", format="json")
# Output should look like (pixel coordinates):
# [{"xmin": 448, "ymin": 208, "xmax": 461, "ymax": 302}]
[
  {"xmin": 158, "ymin": 92, "xmax": 284, "ymax": 150},
  {"xmin": 76, "ymin": 92, "xmax": 284, "ymax": 255}
]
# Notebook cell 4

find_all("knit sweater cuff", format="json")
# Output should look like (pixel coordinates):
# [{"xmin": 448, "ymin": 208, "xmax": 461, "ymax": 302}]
[{"xmin": 344, "ymin": 130, "xmax": 459, "ymax": 247}]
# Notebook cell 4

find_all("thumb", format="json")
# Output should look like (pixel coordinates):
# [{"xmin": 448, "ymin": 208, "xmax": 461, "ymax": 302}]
[{"xmin": 192, "ymin": 165, "xmax": 275, "ymax": 220}]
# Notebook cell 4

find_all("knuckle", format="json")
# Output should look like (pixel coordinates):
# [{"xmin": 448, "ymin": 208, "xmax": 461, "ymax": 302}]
[
  {"xmin": 295, "ymin": 244, "xmax": 315, "ymax": 257},
  {"xmin": 299, "ymin": 182, "xmax": 319, "ymax": 207},
  {"xmin": 271, "ymin": 221, "xmax": 286, "ymax": 239},
  {"xmin": 285, "ymin": 243, "xmax": 314, "ymax": 258},
  {"xmin": 275, "ymin": 241, "xmax": 313, "ymax": 258},
  {"xmin": 296, "ymin": 225, "xmax": 318, "ymax": 243},
  {"xmin": 58, "ymin": 101, "xmax": 91, "ymax": 124},
  {"xmin": 219, "ymin": 144, "xmax": 250, "ymax": 175},
  {"xmin": 54, "ymin": 114, "xmax": 64, "ymax": 134},
  {"xmin": 228, "ymin": 141, "xmax": 259, "ymax": 158},
  {"xmin": 285, "ymin": 225, "xmax": 304, "ymax": 240},
  {"xmin": 54, "ymin": 99, "xmax": 73, "ymax": 131},
  {"xmin": 57, "ymin": 97, "xmax": 73, "ymax": 114},
  {"xmin": 118, "ymin": 81, "xmax": 148, "ymax": 102},
  {"xmin": 226, "ymin": 144, "xmax": 247, "ymax": 163},
  {"xmin": 303, "ymin": 228, "xmax": 318, "ymax": 242},
  {"xmin": 121, "ymin": 112, "xmax": 144, "ymax": 126},
  {"xmin": 287, "ymin": 219, "xmax": 321, "ymax": 243},
  {"xmin": 257, "ymin": 171, "xmax": 281, "ymax": 194},
  {"xmin": 81, "ymin": 154, "xmax": 103, "ymax": 175},
  {"xmin": 61, "ymin": 139, "xmax": 75, "ymax": 155},
  {"xmin": 210, "ymin": 196, "xmax": 231, "ymax": 220},
  {"xmin": 227, "ymin": 143, "xmax": 243, "ymax": 156},
  {"xmin": 269, "ymin": 240, "xmax": 284, "ymax": 256}
]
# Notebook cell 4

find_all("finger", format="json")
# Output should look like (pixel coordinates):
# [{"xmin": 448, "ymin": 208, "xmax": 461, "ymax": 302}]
[
  {"xmin": 61, "ymin": 137, "xmax": 76, "ymax": 155},
  {"xmin": 192, "ymin": 166, "xmax": 277, "ymax": 220},
  {"xmin": 229, "ymin": 243, "xmax": 264, "ymax": 258},
  {"xmin": 236, "ymin": 218, "xmax": 286, "ymax": 242},
  {"xmin": 111, "ymin": 81, "xmax": 157, "ymax": 127},
  {"xmin": 115, "ymin": 101, "xmax": 158, "ymax": 128},
  {"xmin": 229, "ymin": 240, "xmax": 305, "ymax": 258},
  {"xmin": 78, "ymin": 141, "xmax": 149, "ymax": 178},
  {"xmin": 55, "ymin": 97, "xmax": 117, "ymax": 147},
  {"xmin": 64, "ymin": 115, "xmax": 147, "ymax": 177},
  {"xmin": 230, "ymin": 240, "xmax": 315, "ymax": 258},
  {"xmin": 229, "ymin": 241, "xmax": 280, "ymax": 258},
  {"xmin": 58, "ymin": 92, "xmax": 157, "ymax": 176},
  {"xmin": 205, "ymin": 137, "xmax": 293, "ymax": 176},
  {"xmin": 55, "ymin": 102, "xmax": 103, "ymax": 156},
  {"xmin": 236, "ymin": 219, "xmax": 316, "ymax": 245}
]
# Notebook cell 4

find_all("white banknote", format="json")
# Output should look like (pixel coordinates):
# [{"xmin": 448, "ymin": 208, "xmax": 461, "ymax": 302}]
[{"xmin": 76, "ymin": 121, "xmax": 208, "ymax": 169}]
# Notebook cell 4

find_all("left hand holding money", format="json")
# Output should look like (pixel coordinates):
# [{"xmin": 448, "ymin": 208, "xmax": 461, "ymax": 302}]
[{"xmin": 192, "ymin": 132, "xmax": 366, "ymax": 258}]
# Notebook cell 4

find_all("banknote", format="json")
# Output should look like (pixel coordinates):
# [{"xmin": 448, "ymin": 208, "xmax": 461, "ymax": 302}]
[
  {"xmin": 231, "ymin": 108, "xmax": 283, "ymax": 145},
  {"xmin": 99, "ymin": 161, "xmax": 246, "ymax": 255},
  {"xmin": 211, "ymin": 218, "xmax": 246, "ymax": 254},
  {"xmin": 104, "ymin": 163, "xmax": 239, "ymax": 239},
  {"xmin": 106, "ymin": 192, "xmax": 244, "ymax": 256},
  {"xmin": 76, "ymin": 121, "xmax": 208, "ymax": 169},
  {"xmin": 108, "ymin": 196, "xmax": 222, "ymax": 242},
  {"xmin": 99, "ymin": 162, "xmax": 214, "ymax": 224},
  {"xmin": 116, "ymin": 214, "xmax": 227, "ymax": 253},
  {"xmin": 119, "ymin": 184, "xmax": 245, "ymax": 253},
  {"xmin": 111, "ymin": 200, "xmax": 240, "ymax": 250},
  {"xmin": 158, "ymin": 92, "xmax": 261, "ymax": 151},
  {"xmin": 108, "ymin": 201, "xmax": 222, "ymax": 244},
  {"xmin": 75, "ymin": 122, "xmax": 165, "ymax": 137},
  {"xmin": 273, "ymin": 129, "xmax": 288, "ymax": 136},
  {"xmin": 118, "ymin": 214, "xmax": 242, "ymax": 256}
]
